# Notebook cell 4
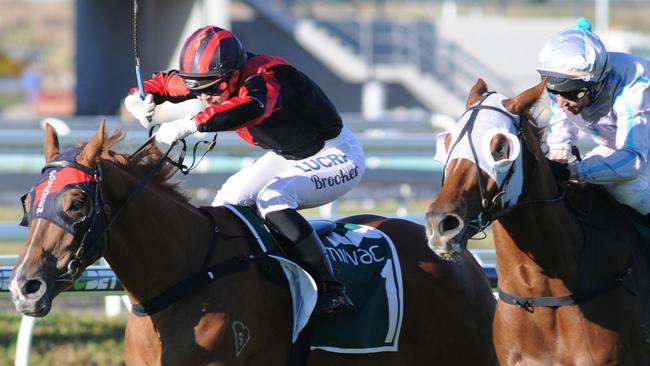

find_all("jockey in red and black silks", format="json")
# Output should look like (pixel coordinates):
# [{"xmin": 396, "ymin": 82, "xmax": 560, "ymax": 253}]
[{"xmin": 123, "ymin": 25, "xmax": 365, "ymax": 318}]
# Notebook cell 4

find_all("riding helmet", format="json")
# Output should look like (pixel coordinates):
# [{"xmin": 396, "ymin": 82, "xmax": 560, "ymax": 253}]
[
  {"xmin": 177, "ymin": 26, "xmax": 247, "ymax": 79},
  {"xmin": 537, "ymin": 26, "xmax": 610, "ymax": 90}
]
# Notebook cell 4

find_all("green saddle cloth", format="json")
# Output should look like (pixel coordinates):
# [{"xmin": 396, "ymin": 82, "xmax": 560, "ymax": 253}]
[{"xmin": 224, "ymin": 205, "xmax": 404, "ymax": 353}]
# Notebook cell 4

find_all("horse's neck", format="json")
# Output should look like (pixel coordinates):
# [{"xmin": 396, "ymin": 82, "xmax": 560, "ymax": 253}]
[
  {"xmin": 495, "ymin": 163, "xmax": 583, "ymax": 291},
  {"xmin": 100, "ymin": 164, "xmax": 214, "ymax": 305}
]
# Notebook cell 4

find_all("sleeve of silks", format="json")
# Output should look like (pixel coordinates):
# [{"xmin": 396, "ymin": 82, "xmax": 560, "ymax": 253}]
[
  {"xmin": 574, "ymin": 87, "xmax": 650, "ymax": 183},
  {"xmin": 193, "ymin": 72, "xmax": 281, "ymax": 133},
  {"xmin": 128, "ymin": 70, "xmax": 195, "ymax": 104}
]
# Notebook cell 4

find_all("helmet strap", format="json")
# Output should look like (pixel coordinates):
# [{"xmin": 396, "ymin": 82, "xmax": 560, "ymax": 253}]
[{"xmin": 586, "ymin": 79, "xmax": 606, "ymax": 107}]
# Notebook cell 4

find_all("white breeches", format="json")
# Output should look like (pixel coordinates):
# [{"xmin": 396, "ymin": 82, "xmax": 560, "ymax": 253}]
[{"xmin": 212, "ymin": 127, "xmax": 365, "ymax": 218}]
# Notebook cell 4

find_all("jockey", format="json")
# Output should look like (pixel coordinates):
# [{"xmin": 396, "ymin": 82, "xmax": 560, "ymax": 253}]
[
  {"xmin": 537, "ymin": 19, "xmax": 650, "ymax": 217},
  {"xmin": 124, "ymin": 25, "xmax": 365, "ymax": 317}
]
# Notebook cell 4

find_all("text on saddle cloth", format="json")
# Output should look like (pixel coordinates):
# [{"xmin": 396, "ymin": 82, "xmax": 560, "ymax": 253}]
[{"xmin": 224, "ymin": 204, "xmax": 405, "ymax": 353}]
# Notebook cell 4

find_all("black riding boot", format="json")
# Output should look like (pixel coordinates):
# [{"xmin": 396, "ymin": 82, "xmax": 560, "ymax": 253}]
[
  {"xmin": 265, "ymin": 209, "xmax": 353, "ymax": 318},
  {"xmin": 289, "ymin": 231, "xmax": 353, "ymax": 317}
]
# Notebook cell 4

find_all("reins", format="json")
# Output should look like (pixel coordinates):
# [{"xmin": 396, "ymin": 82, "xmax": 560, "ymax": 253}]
[
  {"xmin": 444, "ymin": 94, "xmax": 642, "ymax": 310},
  {"xmin": 54, "ymin": 137, "xmax": 183, "ymax": 282},
  {"xmin": 53, "ymin": 134, "xmax": 215, "ymax": 282},
  {"xmin": 143, "ymin": 126, "xmax": 218, "ymax": 175},
  {"xmin": 54, "ymin": 134, "xmax": 268, "ymax": 316},
  {"xmin": 490, "ymin": 111, "xmax": 644, "ymax": 310}
]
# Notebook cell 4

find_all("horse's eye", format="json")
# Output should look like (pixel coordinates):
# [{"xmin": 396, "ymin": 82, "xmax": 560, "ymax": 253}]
[
  {"xmin": 62, "ymin": 191, "xmax": 91, "ymax": 222},
  {"xmin": 69, "ymin": 198, "xmax": 86, "ymax": 212},
  {"xmin": 490, "ymin": 135, "xmax": 510, "ymax": 161}
]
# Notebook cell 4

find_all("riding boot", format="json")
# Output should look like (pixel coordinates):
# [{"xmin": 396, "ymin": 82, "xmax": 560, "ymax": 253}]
[
  {"xmin": 265, "ymin": 208, "xmax": 353, "ymax": 318},
  {"xmin": 288, "ymin": 231, "xmax": 353, "ymax": 318}
]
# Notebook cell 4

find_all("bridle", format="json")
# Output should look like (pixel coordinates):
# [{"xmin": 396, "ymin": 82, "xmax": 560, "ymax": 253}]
[
  {"xmin": 19, "ymin": 136, "xmax": 207, "ymax": 283},
  {"xmin": 442, "ymin": 92, "xmax": 565, "ymax": 233},
  {"xmin": 444, "ymin": 93, "xmax": 642, "ymax": 310},
  {"xmin": 18, "ymin": 133, "xmax": 270, "ymax": 316},
  {"xmin": 20, "ymin": 148, "xmax": 107, "ymax": 282}
]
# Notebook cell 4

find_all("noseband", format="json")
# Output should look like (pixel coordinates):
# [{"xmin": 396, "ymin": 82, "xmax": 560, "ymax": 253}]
[{"xmin": 442, "ymin": 92, "xmax": 522, "ymax": 231}]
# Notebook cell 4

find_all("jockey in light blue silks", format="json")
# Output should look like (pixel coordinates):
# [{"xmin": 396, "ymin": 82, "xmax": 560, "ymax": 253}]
[{"xmin": 538, "ymin": 19, "xmax": 650, "ymax": 217}]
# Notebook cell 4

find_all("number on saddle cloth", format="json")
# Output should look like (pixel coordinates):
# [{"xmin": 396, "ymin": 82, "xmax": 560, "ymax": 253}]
[{"xmin": 224, "ymin": 205, "xmax": 405, "ymax": 352}]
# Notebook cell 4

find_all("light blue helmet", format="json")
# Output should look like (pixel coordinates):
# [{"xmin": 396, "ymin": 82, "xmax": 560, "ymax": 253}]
[{"xmin": 537, "ymin": 22, "xmax": 610, "ymax": 86}]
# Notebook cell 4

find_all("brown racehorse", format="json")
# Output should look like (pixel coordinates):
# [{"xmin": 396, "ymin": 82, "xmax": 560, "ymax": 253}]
[
  {"xmin": 426, "ymin": 78, "xmax": 650, "ymax": 365},
  {"xmin": 10, "ymin": 122, "xmax": 497, "ymax": 365}
]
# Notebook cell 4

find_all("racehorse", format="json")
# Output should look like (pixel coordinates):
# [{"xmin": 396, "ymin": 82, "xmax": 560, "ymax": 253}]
[
  {"xmin": 10, "ymin": 122, "xmax": 497, "ymax": 365},
  {"xmin": 426, "ymin": 78, "xmax": 650, "ymax": 365}
]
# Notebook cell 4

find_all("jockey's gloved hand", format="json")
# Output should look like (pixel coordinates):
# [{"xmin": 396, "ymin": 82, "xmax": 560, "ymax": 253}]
[
  {"xmin": 154, "ymin": 116, "xmax": 198, "ymax": 145},
  {"xmin": 124, "ymin": 92, "xmax": 156, "ymax": 128},
  {"xmin": 547, "ymin": 147, "xmax": 572, "ymax": 163},
  {"xmin": 547, "ymin": 159, "xmax": 572, "ymax": 182}
]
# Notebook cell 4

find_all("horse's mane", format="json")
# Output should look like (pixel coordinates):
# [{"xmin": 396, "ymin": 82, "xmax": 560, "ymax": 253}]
[
  {"xmin": 522, "ymin": 114, "xmax": 547, "ymax": 155},
  {"xmin": 78, "ymin": 129, "xmax": 191, "ymax": 203}
]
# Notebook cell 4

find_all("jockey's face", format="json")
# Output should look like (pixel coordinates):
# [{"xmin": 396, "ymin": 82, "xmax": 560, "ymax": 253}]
[
  {"xmin": 195, "ymin": 70, "xmax": 240, "ymax": 105},
  {"xmin": 554, "ymin": 93, "xmax": 590, "ymax": 115},
  {"xmin": 549, "ymin": 81, "xmax": 601, "ymax": 115}
]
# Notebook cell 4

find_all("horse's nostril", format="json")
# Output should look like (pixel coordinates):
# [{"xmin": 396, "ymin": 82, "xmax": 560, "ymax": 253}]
[
  {"xmin": 440, "ymin": 216, "xmax": 460, "ymax": 233},
  {"xmin": 23, "ymin": 279, "xmax": 42, "ymax": 295}
]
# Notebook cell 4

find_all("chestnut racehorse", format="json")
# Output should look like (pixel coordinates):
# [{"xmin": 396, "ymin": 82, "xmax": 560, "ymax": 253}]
[
  {"xmin": 426, "ymin": 79, "xmax": 650, "ymax": 365},
  {"xmin": 10, "ymin": 122, "xmax": 497, "ymax": 365}
]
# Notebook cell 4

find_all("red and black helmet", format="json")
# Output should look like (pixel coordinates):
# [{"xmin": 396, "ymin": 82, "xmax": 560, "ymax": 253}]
[{"xmin": 177, "ymin": 26, "xmax": 246, "ymax": 79}]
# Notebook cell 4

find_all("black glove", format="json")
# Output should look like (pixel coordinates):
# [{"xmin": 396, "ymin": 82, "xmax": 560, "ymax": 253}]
[{"xmin": 546, "ymin": 159, "xmax": 571, "ymax": 182}]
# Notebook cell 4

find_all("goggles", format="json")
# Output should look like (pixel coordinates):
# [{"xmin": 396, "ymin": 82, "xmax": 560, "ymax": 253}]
[
  {"xmin": 545, "ymin": 76, "xmax": 596, "ymax": 102},
  {"xmin": 181, "ymin": 75, "xmax": 231, "ymax": 96},
  {"xmin": 546, "ymin": 87, "xmax": 592, "ymax": 102}
]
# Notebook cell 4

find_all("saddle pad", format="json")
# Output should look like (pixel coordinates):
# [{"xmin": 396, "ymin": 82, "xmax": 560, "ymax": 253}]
[
  {"xmin": 310, "ymin": 222, "xmax": 404, "ymax": 353},
  {"xmin": 224, "ymin": 204, "xmax": 404, "ymax": 353},
  {"xmin": 223, "ymin": 204, "xmax": 317, "ymax": 343}
]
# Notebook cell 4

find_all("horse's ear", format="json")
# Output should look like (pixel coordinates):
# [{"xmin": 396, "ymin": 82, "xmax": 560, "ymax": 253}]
[
  {"xmin": 44, "ymin": 123, "xmax": 60, "ymax": 162},
  {"xmin": 466, "ymin": 78, "xmax": 488, "ymax": 109},
  {"xmin": 77, "ymin": 120, "xmax": 106, "ymax": 168},
  {"xmin": 502, "ymin": 78, "xmax": 547, "ymax": 115}
]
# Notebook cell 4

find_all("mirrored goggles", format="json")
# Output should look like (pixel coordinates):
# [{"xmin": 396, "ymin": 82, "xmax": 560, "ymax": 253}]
[
  {"xmin": 182, "ymin": 76, "xmax": 230, "ymax": 96},
  {"xmin": 546, "ymin": 86, "xmax": 592, "ymax": 102}
]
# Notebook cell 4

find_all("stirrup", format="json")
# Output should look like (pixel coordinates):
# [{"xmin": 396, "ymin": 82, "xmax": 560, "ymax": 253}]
[{"xmin": 312, "ymin": 286, "xmax": 353, "ymax": 318}]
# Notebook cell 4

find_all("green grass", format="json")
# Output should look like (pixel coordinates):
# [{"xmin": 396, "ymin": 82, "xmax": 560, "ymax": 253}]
[{"xmin": 0, "ymin": 311, "xmax": 126, "ymax": 366}]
